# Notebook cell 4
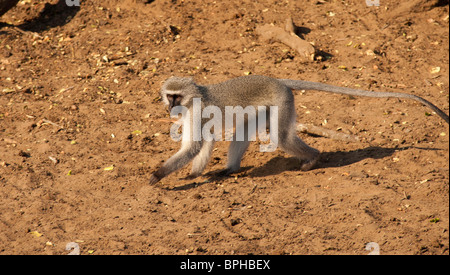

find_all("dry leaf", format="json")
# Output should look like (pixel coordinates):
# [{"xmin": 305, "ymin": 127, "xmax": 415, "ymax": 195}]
[
  {"xmin": 430, "ymin": 67, "xmax": 441, "ymax": 74},
  {"xmin": 104, "ymin": 165, "xmax": 114, "ymax": 171},
  {"xmin": 30, "ymin": 231, "xmax": 42, "ymax": 238}
]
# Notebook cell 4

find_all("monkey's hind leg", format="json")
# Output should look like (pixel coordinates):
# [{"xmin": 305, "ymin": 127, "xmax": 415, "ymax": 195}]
[
  {"xmin": 190, "ymin": 140, "xmax": 215, "ymax": 177},
  {"xmin": 278, "ymin": 110, "xmax": 320, "ymax": 171},
  {"xmin": 279, "ymin": 129, "xmax": 320, "ymax": 171}
]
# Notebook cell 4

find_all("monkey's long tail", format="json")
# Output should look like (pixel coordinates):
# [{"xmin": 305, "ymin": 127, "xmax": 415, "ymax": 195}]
[{"xmin": 279, "ymin": 79, "xmax": 449, "ymax": 124}]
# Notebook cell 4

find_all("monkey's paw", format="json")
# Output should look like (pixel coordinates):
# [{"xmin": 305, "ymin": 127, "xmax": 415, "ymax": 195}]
[
  {"xmin": 149, "ymin": 174, "xmax": 161, "ymax": 185},
  {"xmin": 215, "ymin": 168, "xmax": 234, "ymax": 177},
  {"xmin": 300, "ymin": 157, "xmax": 319, "ymax": 171},
  {"xmin": 184, "ymin": 173, "xmax": 200, "ymax": 180}
]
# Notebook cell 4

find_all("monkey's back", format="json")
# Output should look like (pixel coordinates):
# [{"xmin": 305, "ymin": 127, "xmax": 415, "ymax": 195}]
[{"xmin": 206, "ymin": 75, "xmax": 293, "ymax": 109}]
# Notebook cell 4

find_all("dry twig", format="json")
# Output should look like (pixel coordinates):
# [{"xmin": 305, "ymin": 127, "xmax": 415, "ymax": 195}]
[{"xmin": 255, "ymin": 17, "xmax": 315, "ymax": 61}]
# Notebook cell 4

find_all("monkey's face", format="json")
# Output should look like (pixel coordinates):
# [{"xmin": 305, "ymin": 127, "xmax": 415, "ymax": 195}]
[
  {"xmin": 161, "ymin": 76, "xmax": 202, "ymax": 113},
  {"xmin": 165, "ymin": 94, "xmax": 183, "ymax": 113}
]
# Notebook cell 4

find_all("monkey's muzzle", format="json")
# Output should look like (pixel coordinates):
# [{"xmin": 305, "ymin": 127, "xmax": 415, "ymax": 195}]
[{"xmin": 166, "ymin": 94, "xmax": 183, "ymax": 113}]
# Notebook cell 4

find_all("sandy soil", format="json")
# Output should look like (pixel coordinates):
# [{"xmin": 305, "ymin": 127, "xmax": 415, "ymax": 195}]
[{"xmin": 0, "ymin": 0, "xmax": 448, "ymax": 255}]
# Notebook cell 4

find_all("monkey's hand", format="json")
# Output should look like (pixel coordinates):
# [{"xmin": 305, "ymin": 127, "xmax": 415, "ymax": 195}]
[
  {"xmin": 149, "ymin": 173, "xmax": 162, "ymax": 185},
  {"xmin": 149, "ymin": 167, "xmax": 168, "ymax": 184}
]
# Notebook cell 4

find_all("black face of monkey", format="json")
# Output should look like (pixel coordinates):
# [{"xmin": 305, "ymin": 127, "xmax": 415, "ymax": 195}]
[{"xmin": 166, "ymin": 94, "xmax": 183, "ymax": 113}]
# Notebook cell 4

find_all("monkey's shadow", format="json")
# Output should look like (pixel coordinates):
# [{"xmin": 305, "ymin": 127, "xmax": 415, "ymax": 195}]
[
  {"xmin": 167, "ymin": 145, "xmax": 441, "ymax": 190},
  {"xmin": 248, "ymin": 145, "xmax": 443, "ymax": 178},
  {"xmin": 246, "ymin": 146, "xmax": 393, "ymax": 178},
  {"xmin": 212, "ymin": 145, "xmax": 442, "ymax": 180}
]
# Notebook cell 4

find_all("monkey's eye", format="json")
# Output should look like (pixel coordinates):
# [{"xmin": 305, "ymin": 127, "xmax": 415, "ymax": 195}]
[
  {"xmin": 174, "ymin": 95, "xmax": 183, "ymax": 106},
  {"xmin": 167, "ymin": 94, "xmax": 182, "ymax": 104}
]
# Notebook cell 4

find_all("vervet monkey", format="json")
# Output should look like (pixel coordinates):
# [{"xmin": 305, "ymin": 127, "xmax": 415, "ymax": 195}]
[{"xmin": 149, "ymin": 75, "xmax": 449, "ymax": 184}]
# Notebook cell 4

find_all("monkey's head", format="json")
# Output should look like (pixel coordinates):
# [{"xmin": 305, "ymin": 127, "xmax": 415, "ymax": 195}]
[{"xmin": 160, "ymin": 77, "xmax": 202, "ymax": 112}]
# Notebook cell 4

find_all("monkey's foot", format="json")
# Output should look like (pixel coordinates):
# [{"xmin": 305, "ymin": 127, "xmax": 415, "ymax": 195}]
[
  {"xmin": 184, "ymin": 173, "xmax": 200, "ymax": 180},
  {"xmin": 300, "ymin": 156, "xmax": 319, "ymax": 171},
  {"xmin": 215, "ymin": 168, "xmax": 235, "ymax": 177}
]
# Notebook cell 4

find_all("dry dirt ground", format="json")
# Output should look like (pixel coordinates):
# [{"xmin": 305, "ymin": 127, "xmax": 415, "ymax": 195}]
[{"xmin": 0, "ymin": 0, "xmax": 449, "ymax": 255}]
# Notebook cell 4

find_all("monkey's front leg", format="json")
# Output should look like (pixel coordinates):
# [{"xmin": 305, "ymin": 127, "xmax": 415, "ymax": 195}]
[
  {"xmin": 190, "ymin": 140, "xmax": 215, "ymax": 177},
  {"xmin": 149, "ymin": 140, "xmax": 203, "ymax": 184}
]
